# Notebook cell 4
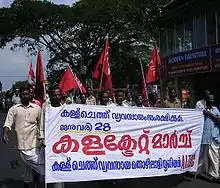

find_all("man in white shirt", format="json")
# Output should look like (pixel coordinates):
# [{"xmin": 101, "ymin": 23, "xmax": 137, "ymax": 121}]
[
  {"xmin": 3, "ymin": 85, "xmax": 43, "ymax": 188},
  {"xmin": 98, "ymin": 90, "xmax": 127, "ymax": 107},
  {"xmin": 12, "ymin": 89, "xmax": 20, "ymax": 105},
  {"xmin": 198, "ymin": 95, "xmax": 220, "ymax": 183},
  {"xmin": 98, "ymin": 90, "xmax": 113, "ymax": 107},
  {"xmin": 123, "ymin": 91, "xmax": 135, "ymax": 107},
  {"xmin": 86, "ymin": 86, "xmax": 96, "ymax": 105},
  {"xmin": 39, "ymin": 85, "xmax": 64, "ymax": 188},
  {"xmin": 195, "ymin": 90, "xmax": 210, "ymax": 110},
  {"xmin": 114, "ymin": 89, "xmax": 129, "ymax": 107},
  {"xmin": 195, "ymin": 90, "xmax": 211, "ymax": 178}
]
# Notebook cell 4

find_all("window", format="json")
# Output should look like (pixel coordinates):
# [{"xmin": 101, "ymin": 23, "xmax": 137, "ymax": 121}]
[
  {"xmin": 167, "ymin": 27, "xmax": 175, "ymax": 54},
  {"xmin": 184, "ymin": 20, "xmax": 193, "ymax": 51},
  {"xmin": 206, "ymin": 11, "xmax": 216, "ymax": 45},
  {"xmin": 195, "ymin": 14, "xmax": 206, "ymax": 48},
  {"xmin": 175, "ymin": 23, "xmax": 184, "ymax": 53}
]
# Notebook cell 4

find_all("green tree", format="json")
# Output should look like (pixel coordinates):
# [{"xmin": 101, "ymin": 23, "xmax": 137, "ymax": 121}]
[{"xmin": 0, "ymin": 0, "xmax": 164, "ymax": 87}]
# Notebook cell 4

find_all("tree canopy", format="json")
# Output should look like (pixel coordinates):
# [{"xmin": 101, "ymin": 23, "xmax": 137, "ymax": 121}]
[{"xmin": 0, "ymin": 0, "xmax": 167, "ymax": 87}]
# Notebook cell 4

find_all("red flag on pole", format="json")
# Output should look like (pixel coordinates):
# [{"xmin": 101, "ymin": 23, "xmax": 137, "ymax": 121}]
[
  {"xmin": 59, "ymin": 66, "xmax": 77, "ymax": 94},
  {"xmin": 35, "ymin": 49, "xmax": 45, "ymax": 105},
  {"xmin": 146, "ymin": 47, "xmax": 161, "ymax": 84},
  {"xmin": 28, "ymin": 62, "xmax": 35, "ymax": 82},
  {"xmin": 92, "ymin": 38, "xmax": 113, "ymax": 95},
  {"xmin": 59, "ymin": 66, "xmax": 86, "ymax": 94},
  {"xmin": 92, "ymin": 50, "xmax": 104, "ymax": 81}
]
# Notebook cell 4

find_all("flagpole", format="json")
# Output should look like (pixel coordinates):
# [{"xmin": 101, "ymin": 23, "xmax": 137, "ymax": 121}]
[
  {"xmin": 139, "ymin": 58, "xmax": 148, "ymax": 100},
  {"xmin": 99, "ymin": 38, "xmax": 107, "ymax": 91},
  {"xmin": 90, "ymin": 79, "xmax": 94, "ymax": 91},
  {"xmin": 68, "ymin": 65, "xmax": 81, "ymax": 92},
  {"xmin": 154, "ymin": 41, "xmax": 164, "ymax": 107},
  {"xmin": 99, "ymin": 34, "xmax": 110, "ymax": 91},
  {"xmin": 28, "ymin": 59, "xmax": 31, "ymax": 82},
  {"xmin": 28, "ymin": 61, "xmax": 30, "ymax": 82},
  {"xmin": 99, "ymin": 58, "xmax": 105, "ymax": 91},
  {"xmin": 68, "ymin": 65, "xmax": 85, "ymax": 93}
]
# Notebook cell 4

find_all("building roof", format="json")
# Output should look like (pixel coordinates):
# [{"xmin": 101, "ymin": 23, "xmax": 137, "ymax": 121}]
[{"xmin": 156, "ymin": 0, "xmax": 215, "ymax": 27}]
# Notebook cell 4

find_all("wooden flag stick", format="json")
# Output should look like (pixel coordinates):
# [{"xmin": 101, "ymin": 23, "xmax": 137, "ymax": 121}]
[
  {"xmin": 154, "ymin": 41, "xmax": 164, "ymax": 107},
  {"xmin": 99, "ymin": 35, "xmax": 109, "ymax": 91},
  {"xmin": 139, "ymin": 58, "xmax": 148, "ymax": 100},
  {"xmin": 28, "ymin": 59, "xmax": 31, "ymax": 81},
  {"xmin": 99, "ymin": 58, "xmax": 105, "ymax": 91}
]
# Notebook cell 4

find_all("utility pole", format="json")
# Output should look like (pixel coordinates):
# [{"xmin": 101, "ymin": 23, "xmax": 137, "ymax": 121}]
[{"xmin": 0, "ymin": 81, "xmax": 2, "ymax": 93}]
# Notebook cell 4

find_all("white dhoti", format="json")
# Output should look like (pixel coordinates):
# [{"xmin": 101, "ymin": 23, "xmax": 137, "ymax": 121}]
[
  {"xmin": 197, "ymin": 143, "xmax": 220, "ymax": 179},
  {"xmin": 197, "ymin": 144, "xmax": 209, "ymax": 175},
  {"xmin": 20, "ymin": 147, "xmax": 64, "ymax": 187},
  {"xmin": 208, "ymin": 142, "xmax": 220, "ymax": 179},
  {"xmin": 20, "ymin": 147, "xmax": 45, "ymax": 175}
]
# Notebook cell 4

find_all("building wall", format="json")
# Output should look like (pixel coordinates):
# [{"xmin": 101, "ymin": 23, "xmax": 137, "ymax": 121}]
[
  {"xmin": 159, "ymin": 10, "xmax": 220, "ymax": 57},
  {"xmin": 158, "ymin": 5, "xmax": 220, "ymax": 107}
]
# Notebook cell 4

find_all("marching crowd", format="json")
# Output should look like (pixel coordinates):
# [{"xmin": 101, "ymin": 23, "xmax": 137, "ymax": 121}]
[{"xmin": 1, "ymin": 83, "xmax": 220, "ymax": 188}]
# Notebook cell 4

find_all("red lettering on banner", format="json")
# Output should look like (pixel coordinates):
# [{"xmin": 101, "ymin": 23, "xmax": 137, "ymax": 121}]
[
  {"xmin": 118, "ymin": 135, "xmax": 137, "ymax": 157},
  {"xmin": 178, "ymin": 130, "xmax": 192, "ymax": 148},
  {"xmin": 182, "ymin": 154, "xmax": 195, "ymax": 169},
  {"xmin": 170, "ymin": 131, "xmax": 178, "ymax": 149},
  {"xmin": 152, "ymin": 130, "xmax": 193, "ymax": 149},
  {"xmin": 138, "ymin": 129, "xmax": 150, "ymax": 154},
  {"xmin": 81, "ymin": 135, "xmax": 105, "ymax": 155},
  {"xmin": 162, "ymin": 134, "xmax": 169, "ymax": 148},
  {"xmin": 182, "ymin": 155, "xmax": 187, "ymax": 169},
  {"xmin": 52, "ymin": 130, "xmax": 193, "ymax": 156},
  {"xmin": 52, "ymin": 135, "xmax": 79, "ymax": 154},
  {"xmin": 152, "ymin": 133, "xmax": 162, "ymax": 148},
  {"xmin": 188, "ymin": 154, "xmax": 195, "ymax": 167},
  {"xmin": 104, "ymin": 135, "xmax": 117, "ymax": 151}
]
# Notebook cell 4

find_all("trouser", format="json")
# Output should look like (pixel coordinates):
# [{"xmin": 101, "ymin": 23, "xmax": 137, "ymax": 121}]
[{"xmin": 197, "ymin": 142, "xmax": 220, "ymax": 179}]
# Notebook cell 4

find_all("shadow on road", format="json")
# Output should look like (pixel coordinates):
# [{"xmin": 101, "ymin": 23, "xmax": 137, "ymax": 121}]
[
  {"xmin": 126, "ymin": 175, "xmax": 190, "ymax": 187},
  {"xmin": 119, "ymin": 175, "xmax": 190, "ymax": 187},
  {"xmin": 0, "ymin": 176, "xmax": 190, "ymax": 188},
  {"xmin": 0, "ymin": 179, "xmax": 24, "ymax": 188},
  {"xmin": 63, "ymin": 175, "xmax": 191, "ymax": 188}
]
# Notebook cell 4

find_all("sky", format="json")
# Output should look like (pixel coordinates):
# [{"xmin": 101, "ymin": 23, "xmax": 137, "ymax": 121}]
[{"xmin": 0, "ymin": 0, "xmax": 75, "ymax": 91}]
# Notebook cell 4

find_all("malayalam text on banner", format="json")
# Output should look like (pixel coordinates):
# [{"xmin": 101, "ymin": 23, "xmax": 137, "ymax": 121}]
[{"xmin": 45, "ymin": 105, "xmax": 204, "ymax": 183}]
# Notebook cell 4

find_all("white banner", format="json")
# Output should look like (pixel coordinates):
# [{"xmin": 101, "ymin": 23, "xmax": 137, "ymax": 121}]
[{"xmin": 45, "ymin": 104, "xmax": 204, "ymax": 183}]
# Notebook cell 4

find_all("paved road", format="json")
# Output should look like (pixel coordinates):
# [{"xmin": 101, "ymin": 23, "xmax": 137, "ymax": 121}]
[{"xmin": 0, "ymin": 110, "xmax": 219, "ymax": 188}]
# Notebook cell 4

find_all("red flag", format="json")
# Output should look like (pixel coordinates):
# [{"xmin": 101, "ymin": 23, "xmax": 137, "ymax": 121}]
[
  {"xmin": 92, "ymin": 39, "xmax": 113, "ymax": 95},
  {"xmin": 35, "ymin": 49, "xmax": 45, "ymax": 105},
  {"xmin": 146, "ymin": 47, "xmax": 161, "ymax": 84},
  {"xmin": 28, "ymin": 62, "xmax": 35, "ymax": 82},
  {"xmin": 59, "ymin": 66, "xmax": 86, "ymax": 94},
  {"xmin": 59, "ymin": 66, "xmax": 77, "ymax": 94}
]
